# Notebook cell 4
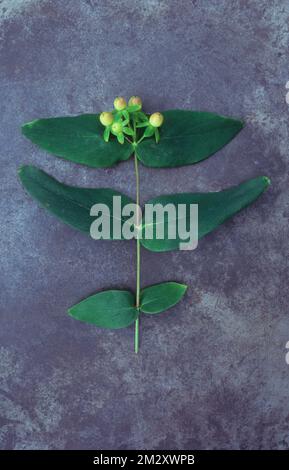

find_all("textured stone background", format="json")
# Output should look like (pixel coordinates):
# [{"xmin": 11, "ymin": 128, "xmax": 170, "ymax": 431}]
[{"xmin": 0, "ymin": 0, "xmax": 289, "ymax": 450}]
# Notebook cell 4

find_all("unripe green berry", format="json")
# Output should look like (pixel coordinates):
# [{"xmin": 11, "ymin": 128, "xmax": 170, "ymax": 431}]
[
  {"xmin": 99, "ymin": 112, "xmax": 113, "ymax": 126},
  {"xmin": 114, "ymin": 96, "xmax": 127, "ymax": 111},
  {"xmin": 128, "ymin": 96, "xmax": 142, "ymax": 108},
  {"xmin": 111, "ymin": 122, "xmax": 123, "ymax": 134},
  {"xmin": 149, "ymin": 112, "xmax": 164, "ymax": 128}
]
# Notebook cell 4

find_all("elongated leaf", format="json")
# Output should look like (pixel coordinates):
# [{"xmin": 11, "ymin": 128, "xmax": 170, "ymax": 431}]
[
  {"xmin": 18, "ymin": 165, "xmax": 134, "ymax": 238},
  {"xmin": 68, "ymin": 290, "xmax": 138, "ymax": 329},
  {"xmin": 136, "ymin": 110, "xmax": 244, "ymax": 168},
  {"xmin": 140, "ymin": 282, "xmax": 187, "ymax": 314},
  {"xmin": 140, "ymin": 176, "xmax": 270, "ymax": 252},
  {"xmin": 22, "ymin": 114, "xmax": 134, "ymax": 167}
]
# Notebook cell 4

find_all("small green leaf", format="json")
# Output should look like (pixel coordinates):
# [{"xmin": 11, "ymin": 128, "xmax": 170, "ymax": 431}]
[
  {"xmin": 154, "ymin": 128, "xmax": 160, "ymax": 143},
  {"xmin": 140, "ymin": 282, "xmax": 187, "ymax": 314},
  {"xmin": 136, "ymin": 121, "xmax": 149, "ymax": 128},
  {"xmin": 135, "ymin": 111, "xmax": 149, "ymax": 123},
  {"xmin": 103, "ymin": 126, "xmax": 110, "ymax": 142},
  {"xmin": 68, "ymin": 290, "xmax": 138, "ymax": 329},
  {"xmin": 140, "ymin": 176, "xmax": 270, "ymax": 252},
  {"xmin": 123, "ymin": 127, "xmax": 134, "ymax": 136},
  {"xmin": 117, "ymin": 133, "xmax": 125, "ymax": 144},
  {"xmin": 126, "ymin": 104, "xmax": 141, "ymax": 112},
  {"xmin": 122, "ymin": 110, "xmax": 130, "ymax": 120},
  {"xmin": 136, "ymin": 110, "xmax": 244, "ymax": 168},
  {"xmin": 18, "ymin": 165, "xmax": 134, "ymax": 237},
  {"xmin": 143, "ymin": 125, "xmax": 155, "ymax": 138},
  {"xmin": 113, "ymin": 111, "xmax": 123, "ymax": 121},
  {"xmin": 22, "ymin": 114, "xmax": 133, "ymax": 168}
]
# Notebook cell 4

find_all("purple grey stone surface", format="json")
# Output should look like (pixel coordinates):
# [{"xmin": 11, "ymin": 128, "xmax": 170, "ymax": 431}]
[{"xmin": 0, "ymin": 0, "xmax": 289, "ymax": 450}]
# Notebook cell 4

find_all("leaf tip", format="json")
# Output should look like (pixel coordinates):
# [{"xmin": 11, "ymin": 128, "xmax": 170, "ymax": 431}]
[
  {"xmin": 67, "ymin": 307, "xmax": 74, "ymax": 318},
  {"xmin": 233, "ymin": 118, "xmax": 245, "ymax": 131},
  {"xmin": 21, "ymin": 120, "xmax": 34, "ymax": 134},
  {"xmin": 17, "ymin": 165, "xmax": 25, "ymax": 175},
  {"xmin": 262, "ymin": 176, "xmax": 271, "ymax": 187},
  {"xmin": 178, "ymin": 283, "xmax": 188, "ymax": 298},
  {"xmin": 17, "ymin": 164, "xmax": 35, "ymax": 178},
  {"xmin": 17, "ymin": 164, "xmax": 30, "ymax": 180}
]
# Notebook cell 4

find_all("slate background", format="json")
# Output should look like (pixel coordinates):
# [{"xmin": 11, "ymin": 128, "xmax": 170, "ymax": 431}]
[{"xmin": 0, "ymin": 0, "xmax": 289, "ymax": 450}]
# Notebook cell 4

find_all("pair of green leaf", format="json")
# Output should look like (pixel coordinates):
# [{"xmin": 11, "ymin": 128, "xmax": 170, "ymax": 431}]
[
  {"xmin": 21, "ymin": 110, "xmax": 244, "ymax": 168},
  {"xmin": 18, "ymin": 165, "xmax": 270, "ymax": 252},
  {"xmin": 68, "ymin": 282, "xmax": 187, "ymax": 329}
]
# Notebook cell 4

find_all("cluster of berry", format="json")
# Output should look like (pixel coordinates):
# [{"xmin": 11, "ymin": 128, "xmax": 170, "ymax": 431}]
[{"xmin": 99, "ymin": 96, "xmax": 164, "ymax": 144}]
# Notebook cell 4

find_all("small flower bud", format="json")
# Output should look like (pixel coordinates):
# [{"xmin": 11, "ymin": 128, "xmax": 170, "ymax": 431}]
[
  {"xmin": 149, "ymin": 112, "xmax": 164, "ymax": 128},
  {"xmin": 128, "ymin": 96, "xmax": 142, "ymax": 108},
  {"xmin": 99, "ymin": 112, "xmax": 113, "ymax": 126},
  {"xmin": 111, "ymin": 121, "xmax": 123, "ymax": 134},
  {"xmin": 114, "ymin": 96, "xmax": 127, "ymax": 111}
]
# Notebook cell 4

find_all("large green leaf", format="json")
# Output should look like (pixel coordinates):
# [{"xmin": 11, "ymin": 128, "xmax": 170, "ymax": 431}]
[
  {"xmin": 68, "ymin": 290, "xmax": 138, "ymax": 329},
  {"xmin": 22, "ymin": 114, "xmax": 134, "ymax": 167},
  {"xmin": 140, "ymin": 176, "xmax": 270, "ymax": 252},
  {"xmin": 136, "ymin": 110, "xmax": 244, "ymax": 168},
  {"xmin": 18, "ymin": 165, "xmax": 134, "ymax": 238},
  {"xmin": 140, "ymin": 282, "xmax": 187, "ymax": 314}
]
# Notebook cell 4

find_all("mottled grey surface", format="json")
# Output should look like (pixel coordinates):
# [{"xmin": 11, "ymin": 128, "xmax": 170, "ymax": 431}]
[{"xmin": 0, "ymin": 0, "xmax": 288, "ymax": 450}]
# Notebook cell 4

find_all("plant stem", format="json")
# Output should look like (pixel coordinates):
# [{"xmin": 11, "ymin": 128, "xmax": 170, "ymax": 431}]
[{"xmin": 134, "ymin": 151, "xmax": 140, "ymax": 354}]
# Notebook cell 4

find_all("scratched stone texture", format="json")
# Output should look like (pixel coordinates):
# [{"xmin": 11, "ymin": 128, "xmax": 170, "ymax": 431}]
[{"xmin": 0, "ymin": 0, "xmax": 289, "ymax": 450}]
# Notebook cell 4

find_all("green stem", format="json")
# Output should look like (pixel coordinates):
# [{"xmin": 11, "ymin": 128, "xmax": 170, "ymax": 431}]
[
  {"xmin": 136, "ymin": 135, "xmax": 145, "ymax": 145},
  {"xmin": 134, "ymin": 316, "xmax": 139, "ymax": 354},
  {"xmin": 134, "ymin": 151, "xmax": 140, "ymax": 354},
  {"xmin": 132, "ymin": 113, "xmax": 140, "ymax": 353}
]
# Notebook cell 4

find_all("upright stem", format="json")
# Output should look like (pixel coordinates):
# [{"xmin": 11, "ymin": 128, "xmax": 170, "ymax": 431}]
[{"xmin": 134, "ymin": 151, "xmax": 140, "ymax": 354}]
